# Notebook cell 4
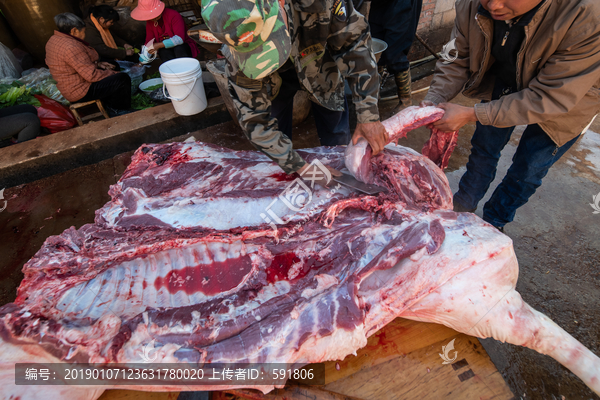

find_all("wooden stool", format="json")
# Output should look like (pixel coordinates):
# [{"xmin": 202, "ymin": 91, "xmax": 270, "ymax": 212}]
[{"xmin": 69, "ymin": 99, "xmax": 110, "ymax": 126}]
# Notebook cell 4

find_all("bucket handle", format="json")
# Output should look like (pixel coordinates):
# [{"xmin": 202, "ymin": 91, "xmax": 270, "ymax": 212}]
[{"xmin": 163, "ymin": 76, "xmax": 198, "ymax": 102}]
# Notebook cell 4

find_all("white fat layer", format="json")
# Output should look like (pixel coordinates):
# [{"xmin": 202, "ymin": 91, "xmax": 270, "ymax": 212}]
[
  {"xmin": 409, "ymin": 246, "xmax": 427, "ymax": 262},
  {"xmin": 293, "ymin": 324, "xmax": 368, "ymax": 363},
  {"xmin": 290, "ymin": 307, "xmax": 300, "ymax": 320},
  {"xmin": 301, "ymin": 275, "xmax": 339, "ymax": 299},
  {"xmin": 118, "ymin": 323, "xmax": 182, "ymax": 363},
  {"xmin": 54, "ymin": 314, "xmax": 122, "ymax": 363}
]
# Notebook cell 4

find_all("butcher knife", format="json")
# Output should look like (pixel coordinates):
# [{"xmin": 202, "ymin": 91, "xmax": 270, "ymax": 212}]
[{"xmin": 330, "ymin": 172, "xmax": 387, "ymax": 195}]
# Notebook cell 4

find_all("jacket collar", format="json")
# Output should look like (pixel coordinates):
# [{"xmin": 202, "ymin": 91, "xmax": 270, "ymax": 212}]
[
  {"xmin": 54, "ymin": 30, "xmax": 92, "ymax": 47},
  {"xmin": 477, "ymin": 0, "xmax": 548, "ymax": 27}
]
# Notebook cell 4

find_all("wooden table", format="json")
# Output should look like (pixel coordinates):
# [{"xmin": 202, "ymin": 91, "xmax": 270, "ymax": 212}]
[{"xmin": 99, "ymin": 318, "xmax": 514, "ymax": 400}]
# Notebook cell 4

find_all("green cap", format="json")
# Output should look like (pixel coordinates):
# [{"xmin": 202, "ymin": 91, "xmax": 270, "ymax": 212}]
[{"xmin": 201, "ymin": 0, "xmax": 291, "ymax": 80}]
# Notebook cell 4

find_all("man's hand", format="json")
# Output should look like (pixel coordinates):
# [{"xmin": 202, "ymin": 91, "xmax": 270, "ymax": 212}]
[
  {"xmin": 298, "ymin": 164, "xmax": 342, "ymax": 189},
  {"xmin": 420, "ymin": 100, "xmax": 436, "ymax": 107},
  {"xmin": 124, "ymin": 44, "xmax": 133, "ymax": 50},
  {"xmin": 352, "ymin": 121, "xmax": 389, "ymax": 155},
  {"xmin": 126, "ymin": 48, "xmax": 135, "ymax": 56},
  {"xmin": 431, "ymin": 103, "xmax": 477, "ymax": 132},
  {"xmin": 98, "ymin": 62, "xmax": 115, "ymax": 70}
]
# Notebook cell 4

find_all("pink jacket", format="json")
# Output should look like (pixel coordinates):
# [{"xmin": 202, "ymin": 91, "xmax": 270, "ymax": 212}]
[{"xmin": 145, "ymin": 8, "xmax": 198, "ymax": 57}]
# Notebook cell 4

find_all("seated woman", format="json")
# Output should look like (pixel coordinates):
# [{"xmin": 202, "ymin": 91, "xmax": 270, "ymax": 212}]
[
  {"xmin": 131, "ymin": 0, "xmax": 198, "ymax": 62},
  {"xmin": 85, "ymin": 5, "xmax": 136, "ymax": 61},
  {"xmin": 45, "ymin": 13, "xmax": 131, "ymax": 114},
  {"xmin": 0, "ymin": 104, "xmax": 40, "ymax": 144}
]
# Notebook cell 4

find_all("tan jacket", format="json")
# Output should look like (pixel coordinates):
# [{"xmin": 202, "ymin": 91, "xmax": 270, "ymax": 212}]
[{"xmin": 424, "ymin": 0, "xmax": 600, "ymax": 146}]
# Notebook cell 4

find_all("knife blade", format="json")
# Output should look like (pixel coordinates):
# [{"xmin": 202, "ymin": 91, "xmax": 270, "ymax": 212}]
[{"xmin": 331, "ymin": 173, "xmax": 387, "ymax": 195}]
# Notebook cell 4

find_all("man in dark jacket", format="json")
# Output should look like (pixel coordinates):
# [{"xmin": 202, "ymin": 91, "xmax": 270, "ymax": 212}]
[
  {"xmin": 370, "ymin": 0, "xmax": 422, "ymax": 108},
  {"xmin": 422, "ymin": 0, "xmax": 600, "ymax": 231}
]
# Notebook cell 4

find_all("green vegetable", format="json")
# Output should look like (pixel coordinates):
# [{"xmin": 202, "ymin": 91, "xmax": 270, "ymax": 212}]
[
  {"xmin": 145, "ymin": 83, "xmax": 163, "ymax": 91},
  {"xmin": 131, "ymin": 93, "xmax": 156, "ymax": 110},
  {"xmin": 147, "ymin": 71, "xmax": 161, "ymax": 79},
  {"xmin": 119, "ymin": 47, "xmax": 140, "ymax": 53},
  {"xmin": 0, "ymin": 84, "xmax": 40, "ymax": 109}
]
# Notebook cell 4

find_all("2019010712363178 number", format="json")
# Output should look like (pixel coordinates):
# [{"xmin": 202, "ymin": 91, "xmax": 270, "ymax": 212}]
[{"xmin": 15, "ymin": 363, "xmax": 325, "ymax": 386}]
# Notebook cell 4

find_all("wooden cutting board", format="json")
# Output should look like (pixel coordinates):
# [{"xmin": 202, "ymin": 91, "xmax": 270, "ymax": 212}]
[{"xmin": 99, "ymin": 318, "xmax": 514, "ymax": 400}]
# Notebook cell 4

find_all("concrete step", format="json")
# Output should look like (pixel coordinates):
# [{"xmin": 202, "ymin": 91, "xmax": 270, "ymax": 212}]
[{"xmin": 0, "ymin": 98, "xmax": 231, "ymax": 189}]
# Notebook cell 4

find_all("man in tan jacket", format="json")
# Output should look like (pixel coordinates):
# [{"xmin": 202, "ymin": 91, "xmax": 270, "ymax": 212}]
[{"xmin": 422, "ymin": 0, "xmax": 600, "ymax": 231}]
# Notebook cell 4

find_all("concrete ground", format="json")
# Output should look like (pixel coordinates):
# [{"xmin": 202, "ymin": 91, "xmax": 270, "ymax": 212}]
[{"xmin": 0, "ymin": 75, "xmax": 599, "ymax": 399}]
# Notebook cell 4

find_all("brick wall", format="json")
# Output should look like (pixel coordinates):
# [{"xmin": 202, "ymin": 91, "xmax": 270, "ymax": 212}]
[
  {"xmin": 418, "ymin": 0, "xmax": 456, "ymax": 32},
  {"xmin": 409, "ymin": 0, "xmax": 456, "ymax": 60}
]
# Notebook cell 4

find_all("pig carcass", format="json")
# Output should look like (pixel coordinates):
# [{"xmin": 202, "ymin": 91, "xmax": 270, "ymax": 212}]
[{"xmin": 1, "ymin": 126, "xmax": 598, "ymax": 400}]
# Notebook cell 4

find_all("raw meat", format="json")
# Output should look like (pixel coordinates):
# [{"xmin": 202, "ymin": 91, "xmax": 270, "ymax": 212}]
[
  {"xmin": 345, "ymin": 106, "xmax": 459, "ymax": 182},
  {"xmin": 1, "ymin": 142, "xmax": 598, "ymax": 400},
  {"xmin": 421, "ymin": 128, "xmax": 459, "ymax": 170}
]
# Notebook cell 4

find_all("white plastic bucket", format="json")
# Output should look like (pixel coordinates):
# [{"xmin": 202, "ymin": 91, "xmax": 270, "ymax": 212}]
[{"xmin": 159, "ymin": 58, "xmax": 207, "ymax": 116}]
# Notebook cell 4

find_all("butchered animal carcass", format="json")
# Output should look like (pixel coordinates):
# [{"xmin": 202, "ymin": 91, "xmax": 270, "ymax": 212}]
[{"xmin": 1, "ymin": 110, "xmax": 598, "ymax": 399}]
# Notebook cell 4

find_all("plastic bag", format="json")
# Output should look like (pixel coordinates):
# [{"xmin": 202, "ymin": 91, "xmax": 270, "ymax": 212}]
[
  {"xmin": 116, "ymin": 61, "xmax": 146, "ymax": 93},
  {"xmin": 34, "ymin": 95, "xmax": 77, "ymax": 133},
  {"xmin": 19, "ymin": 68, "xmax": 69, "ymax": 105},
  {"xmin": 0, "ymin": 42, "xmax": 22, "ymax": 79},
  {"xmin": 19, "ymin": 68, "xmax": 51, "ymax": 85},
  {"xmin": 0, "ymin": 77, "xmax": 16, "ymax": 85},
  {"xmin": 140, "ymin": 39, "xmax": 157, "ymax": 64},
  {"xmin": 148, "ymin": 86, "xmax": 170, "ymax": 102}
]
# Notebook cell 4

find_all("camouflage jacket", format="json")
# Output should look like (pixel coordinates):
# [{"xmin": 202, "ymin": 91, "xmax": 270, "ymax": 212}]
[{"xmin": 223, "ymin": 0, "xmax": 380, "ymax": 174}]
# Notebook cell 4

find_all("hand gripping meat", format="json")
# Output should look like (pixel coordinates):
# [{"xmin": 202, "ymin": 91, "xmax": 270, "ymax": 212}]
[
  {"xmin": 0, "ymin": 142, "xmax": 598, "ymax": 399},
  {"xmin": 345, "ymin": 106, "xmax": 459, "ymax": 182}
]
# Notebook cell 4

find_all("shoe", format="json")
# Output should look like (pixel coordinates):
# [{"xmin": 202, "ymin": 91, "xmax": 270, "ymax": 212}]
[
  {"xmin": 391, "ymin": 101, "xmax": 413, "ymax": 115},
  {"xmin": 496, "ymin": 226, "xmax": 505, "ymax": 233},
  {"xmin": 453, "ymin": 201, "xmax": 476, "ymax": 213},
  {"xmin": 394, "ymin": 69, "xmax": 413, "ymax": 107}
]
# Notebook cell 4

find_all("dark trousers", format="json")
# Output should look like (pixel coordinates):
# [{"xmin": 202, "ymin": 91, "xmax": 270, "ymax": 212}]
[
  {"xmin": 454, "ymin": 122, "xmax": 580, "ymax": 228},
  {"xmin": 369, "ymin": 0, "xmax": 422, "ymax": 73},
  {"xmin": 78, "ymin": 72, "xmax": 131, "ymax": 110},
  {"xmin": 158, "ymin": 44, "xmax": 193, "ymax": 62},
  {"xmin": 0, "ymin": 104, "xmax": 40, "ymax": 142},
  {"xmin": 271, "ymin": 67, "xmax": 351, "ymax": 146}
]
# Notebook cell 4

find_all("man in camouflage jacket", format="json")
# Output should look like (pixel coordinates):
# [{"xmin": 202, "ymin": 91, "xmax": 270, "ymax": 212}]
[{"xmin": 201, "ymin": 0, "xmax": 387, "ymax": 179}]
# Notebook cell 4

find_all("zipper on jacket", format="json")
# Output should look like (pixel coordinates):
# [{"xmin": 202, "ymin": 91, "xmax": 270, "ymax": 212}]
[
  {"xmin": 501, "ymin": 16, "xmax": 523, "ymax": 46},
  {"xmin": 467, "ymin": 14, "xmax": 492, "ymax": 92},
  {"xmin": 515, "ymin": 25, "xmax": 531, "ymax": 91},
  {"xmin": 501, "ymin": 31, "xmax": 509, "ymax": 46},
  {"xmin": 515, "ymin": 1, "xmax": 548, "ymax": 91}
]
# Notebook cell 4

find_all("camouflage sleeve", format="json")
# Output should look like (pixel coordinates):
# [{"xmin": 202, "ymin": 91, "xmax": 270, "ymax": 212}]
[
  {"xmin": 224, "ymin": 56, "xmax": 307, "ymax": 174},
  {"xmin": 327, "ymin": 0, "xmax": 380, "ymax": 124}
]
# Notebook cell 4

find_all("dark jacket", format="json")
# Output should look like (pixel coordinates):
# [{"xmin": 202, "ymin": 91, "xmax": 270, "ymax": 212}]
[
  {"xmin": 85, "ymin": 19, "xmax": 129, "ymax": 60},
  {"xmin": 425, "ymin": 0, "xmax": 600, "ymax": 146}
]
